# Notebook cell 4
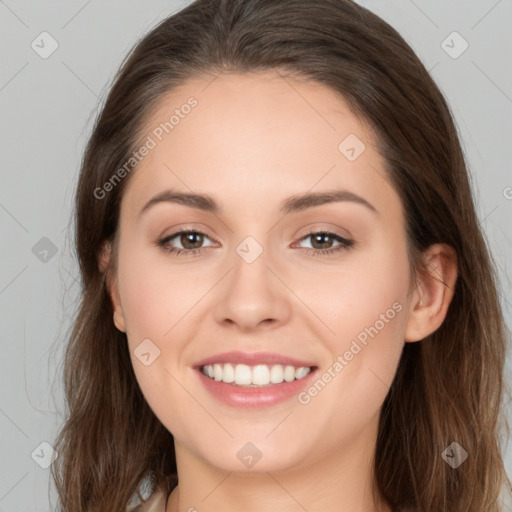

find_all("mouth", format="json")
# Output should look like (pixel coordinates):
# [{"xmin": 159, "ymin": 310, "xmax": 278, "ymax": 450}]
[
  {"xmin": 192, "ymin": 351, "xmax": 319, "ymax": 407},
  {"xmin": 195, "ymin": 362, "xmax": 319, "ymax": 408},
  {"xmin": 199, "ymin": 363, "xmax": 317, "ymax": 387}
]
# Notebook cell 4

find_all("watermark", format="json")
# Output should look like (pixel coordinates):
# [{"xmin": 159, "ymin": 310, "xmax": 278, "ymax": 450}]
[
  {"xmin": 236, "ymin": 236, "xmax": 264, "ymax": 264},
  {"xmin": 441, "ymin": 31, "xmax": 469, "ymax": 60},
  {"xmin": 297, "ymin": 301, "xmax": 403, "ymax": 405},
  {"xmin": 338, "ymin": 133, "xmax": 366, "ymax": 161},
  {"xmin": 237, "ymin": 442, "xmax": 263, "ymax": 468},
  {"xmin": 32, "ymin": 236, "xmax": 58, "ymax": 263},
  {"xmin": 31, "ymin": 31, "xmax": 59, "ymax": 59},
  {"xmin": 441, "ymin": 441, "xmax": 468, "ymax": 468},
  {"xmin": 134, "ymin": 338, "xmax": 161, "ymax": 366},
  {"xmin": 93, "ymin": 97, "xmax": 198, "ymax": 200},
  {"xmin": 504, "ymin": 186, "xmax": 512, "ymax": 200},
  {"xmin": 31, "ymin": 441, "xmax": 58, "ymax": 469}
]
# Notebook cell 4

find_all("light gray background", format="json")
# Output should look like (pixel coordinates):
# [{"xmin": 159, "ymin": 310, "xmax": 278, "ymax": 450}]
[{"xmin": 1, "ymin": 1, "xmax": 511, "ymax": 510}]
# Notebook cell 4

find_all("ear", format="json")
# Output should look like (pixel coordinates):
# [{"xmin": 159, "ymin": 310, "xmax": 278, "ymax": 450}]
[
  {"xmin": 404, "ymin": 243, "xmax": 457, "ymax": 342},
  {"xmin": 98, "ymin": 240, "xmax": 126, "ymax": 333}
]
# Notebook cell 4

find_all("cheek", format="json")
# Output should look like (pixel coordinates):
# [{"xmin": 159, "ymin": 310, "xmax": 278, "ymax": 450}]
[
  {"xmin": 120, "ymin": 266, "xmax": 166, "ymax": 340},
  {"xmin": 116, "ymin": 248, "xmax": 209, "ymax": 399},
  {"xmin": 116, "ymin": 252, "xmax": 195, "ymax": 421},
  {"xmin": 118, "ymin": 247, "xmax": 204, "ymax": 341},
  {"xmin": 298, "ymin": 240, "xmax": 410, "ymax": 349},
  {"xmin": 297, "ymin": 240, "xmax": 409, "ymax": 408}
]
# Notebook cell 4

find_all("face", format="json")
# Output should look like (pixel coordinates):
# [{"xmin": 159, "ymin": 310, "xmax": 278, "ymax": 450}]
[{"xmin": 108, "ymin": 70, "xmax": 416, "ymax": 474}]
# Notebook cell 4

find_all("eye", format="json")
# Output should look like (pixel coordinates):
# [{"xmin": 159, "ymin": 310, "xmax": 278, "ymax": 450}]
[
  {"xmin": 157, "ymin": 229, "xmax": 216, "ymax": 256},
  {"xmin": 157, "ymin": 229, "xmax": 354, "ymax": 257},
  {"xmin": 295, "ymin": 231, "xmax": 354, "ymax": 256}
]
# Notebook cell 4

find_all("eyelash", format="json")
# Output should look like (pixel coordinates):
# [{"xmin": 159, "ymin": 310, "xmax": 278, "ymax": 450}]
[{"xmin": 157, "ymin": 229, "xmax": 354, "ymax": 257}]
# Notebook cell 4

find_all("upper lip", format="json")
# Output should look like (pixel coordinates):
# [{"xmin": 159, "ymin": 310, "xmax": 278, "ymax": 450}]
[{"xmin": 193, "ymin": 351, "xmax": 317, "ymax": 369}]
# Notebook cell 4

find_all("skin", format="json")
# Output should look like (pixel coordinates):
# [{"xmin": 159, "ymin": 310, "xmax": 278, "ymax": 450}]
[{"xmin": 101, "ymin": 70, "xmax": 457, "ymax": 512}]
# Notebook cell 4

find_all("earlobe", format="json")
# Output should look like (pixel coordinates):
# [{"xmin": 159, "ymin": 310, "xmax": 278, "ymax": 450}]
[
  {"xmin": 110, "ymin": 268, "xmax": 126, "ymax": 332},
  {"xmin": 404, "ymin": 243, "xmax": 458, "ymax": 342},
  {"xmin": 98, "ymin": 240, "xmax": 127, "ymax": 333},
  {"xmin": 112, "ymin": 302, "xmax": 127, "ymax": 333}
]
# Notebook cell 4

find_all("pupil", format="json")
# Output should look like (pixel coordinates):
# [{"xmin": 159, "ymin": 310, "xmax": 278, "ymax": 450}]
[
  {"xmin": 182, "ymin": 232, "xmax": 203, "ymax": 249},
  {"xmin": 313, "ymin": 233, "xmax": 331, "ymax": 249}
]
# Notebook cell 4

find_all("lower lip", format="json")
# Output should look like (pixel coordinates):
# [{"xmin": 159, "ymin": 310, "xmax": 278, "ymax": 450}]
[{"xmin": 195, "ymin": 367, "xmax": 318, "ymax": 409}]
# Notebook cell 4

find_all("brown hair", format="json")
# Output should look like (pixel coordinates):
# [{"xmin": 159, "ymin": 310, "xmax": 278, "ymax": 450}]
[{"xmin": 51, "ymin": 0, "xmax": 511, "ymax": 510}]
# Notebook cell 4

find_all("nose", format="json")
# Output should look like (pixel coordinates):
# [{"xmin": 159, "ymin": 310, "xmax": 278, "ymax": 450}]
[{"xmin": 213, "ymin": 242, "xmax": 292, "ymax": 333}]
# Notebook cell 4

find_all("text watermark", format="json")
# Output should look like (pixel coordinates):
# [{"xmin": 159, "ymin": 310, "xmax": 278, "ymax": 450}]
[
  {"xmin": 94, "ymin": 96, "xmax": 198, "ymax": 200},
  {"xmin": 297, "ymin": 300, "xmax": 403, "ymax": 405}
]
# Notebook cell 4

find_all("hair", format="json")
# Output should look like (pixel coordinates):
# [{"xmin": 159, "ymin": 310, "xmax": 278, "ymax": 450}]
[{"xmin": 51, "ymin": 0, "xmax": 511, "ymax": 511}]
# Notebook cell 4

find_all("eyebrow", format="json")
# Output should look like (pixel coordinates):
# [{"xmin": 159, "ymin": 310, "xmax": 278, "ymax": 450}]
[{"xmin": 138, "ymin": 188, "xmax": 378, "ymax": 218}]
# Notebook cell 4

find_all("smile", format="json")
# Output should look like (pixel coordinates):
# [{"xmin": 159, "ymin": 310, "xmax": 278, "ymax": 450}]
[{"xmin": 201, "ymin": 363, "xmax": 313, "ymax": 387}]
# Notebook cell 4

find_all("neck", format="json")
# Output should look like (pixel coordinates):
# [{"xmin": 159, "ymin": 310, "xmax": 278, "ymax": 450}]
[{"xmin": 165, "ymin": 419, "xmax": 391, "ymax": 512}]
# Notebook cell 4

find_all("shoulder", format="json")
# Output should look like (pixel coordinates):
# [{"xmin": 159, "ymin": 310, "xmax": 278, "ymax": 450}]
[{"xmin": 127, "ymin": 486, "xmax": 168, "ymax": 512}]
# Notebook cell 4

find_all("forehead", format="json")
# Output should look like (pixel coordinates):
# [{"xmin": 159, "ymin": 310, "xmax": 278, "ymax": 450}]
[{"xmin": 121, "ymin": 70, "xmax": 401, "ymax": 221}]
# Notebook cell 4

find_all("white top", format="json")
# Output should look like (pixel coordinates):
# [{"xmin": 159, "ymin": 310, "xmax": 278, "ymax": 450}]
[{"xmin": 127, "ymin": 487, "xmax": 168, "ymax": 512}]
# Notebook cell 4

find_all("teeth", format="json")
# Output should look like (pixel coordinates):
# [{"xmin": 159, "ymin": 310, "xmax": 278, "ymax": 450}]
[
  {"xmin": 252, "ymin": 365, "xmax": 270, "ymax": 385},
  {"xmin": 270, "ymin": 364, "xmax": 284, "ymax": 384},
  {"xmin": 201, "ymin": 363, "xmax": 312, "ymax": 387}
]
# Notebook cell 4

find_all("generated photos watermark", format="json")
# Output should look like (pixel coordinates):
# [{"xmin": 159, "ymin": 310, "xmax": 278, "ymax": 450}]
[
  {"xmin": 297, "ymin": 301, "xmax": 403, "ymax": 405},
  {"xmin": 94, "ymin": 96, "xmax": 198, "ymax": 200}
]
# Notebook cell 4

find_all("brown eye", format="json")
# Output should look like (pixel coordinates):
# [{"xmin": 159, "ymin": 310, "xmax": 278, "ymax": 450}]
[
  {"xmin": 179, "ymin": 232, "xmax": 204, "ymax": 249},
  {"xmin": 296, "ymin": 231, "xmax": 354, "ymax": 256},
  {"xmin": 310, "ymin": 233, "xmax": 336, "ymax": 250},
  {"xmin": 158, "ymin": 230, "xmax": 215, "ymax": 256}
]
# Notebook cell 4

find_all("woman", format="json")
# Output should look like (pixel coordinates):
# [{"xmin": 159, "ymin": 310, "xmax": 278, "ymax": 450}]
[{"xmin": 51, "ymin": 1, "xmax": 511, "ymax": 511}]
